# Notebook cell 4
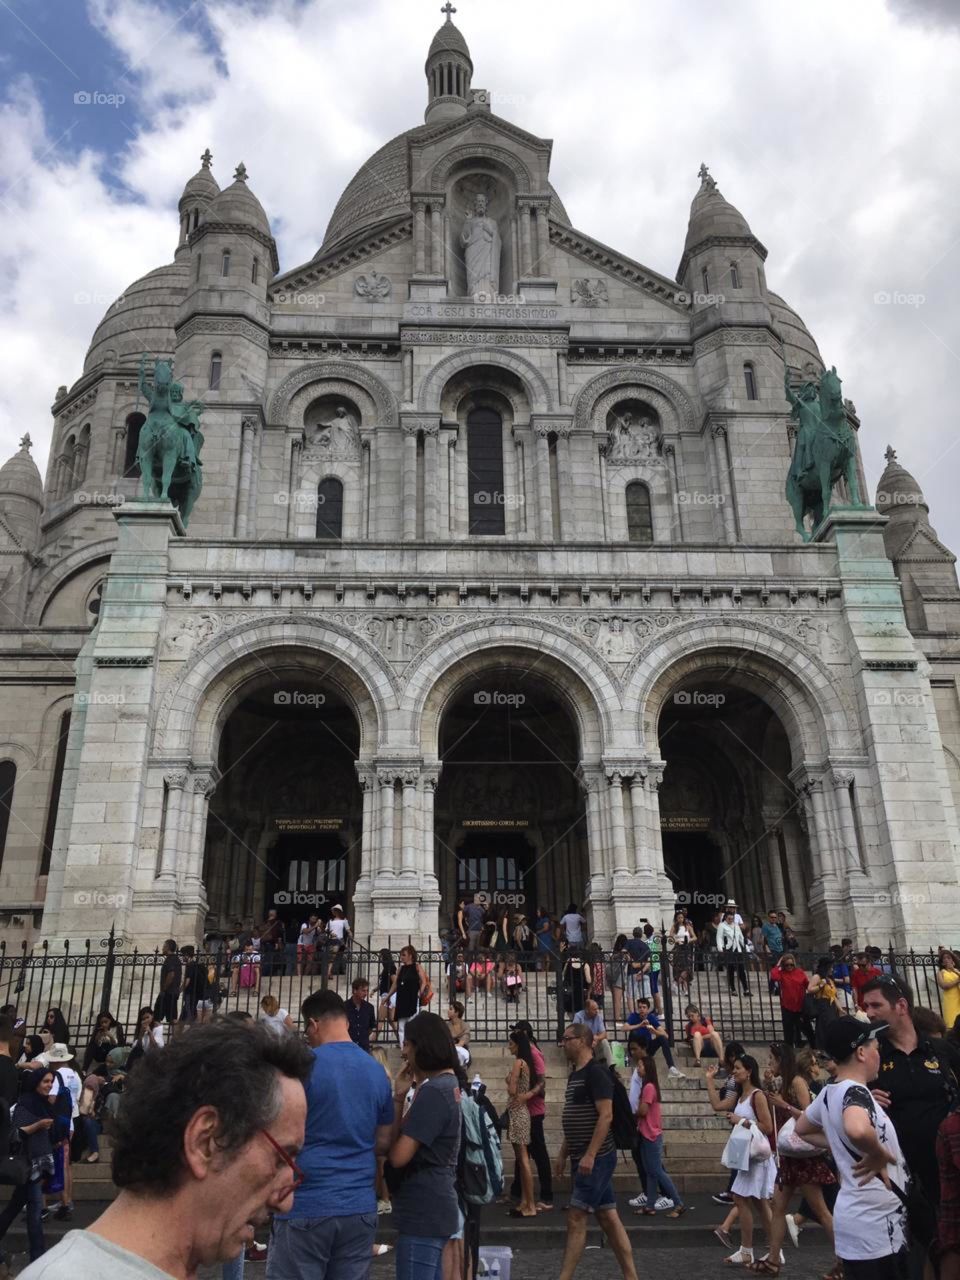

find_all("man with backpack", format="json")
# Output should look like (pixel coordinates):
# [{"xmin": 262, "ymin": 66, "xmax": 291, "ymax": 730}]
[{"xmin": 554, "ymin": 1023, "xmax": 638, "ymax": 1280}]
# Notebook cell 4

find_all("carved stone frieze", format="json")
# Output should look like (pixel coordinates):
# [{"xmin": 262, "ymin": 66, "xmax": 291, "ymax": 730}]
[
  {"xmin": 354, "ymin": 270, "xmax": 391, "ymax": 301},
  {"xmin": 175, "ymin": 316, "xmax": 269, "ymax": 348},
  {"xmin": 570, "ymin": 278, "xmax": 609, "ymax": 307},
  {"xmin": 401, "ymin": 329, "xmax": 567, "ymax": 347}
]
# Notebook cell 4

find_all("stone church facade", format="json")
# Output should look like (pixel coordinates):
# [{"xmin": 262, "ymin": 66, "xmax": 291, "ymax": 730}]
[{"xmin": 2, "ymin": 15, "xmax": 960, "ymax": 950}]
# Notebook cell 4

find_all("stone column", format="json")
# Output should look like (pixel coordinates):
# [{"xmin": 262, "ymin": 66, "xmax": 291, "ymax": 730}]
[
  {"xmin": 663, "ymin": 444, "xmax": 682, "ymax": 541},
  {"xmin": 401, "ymin": 771, "xmax": 419, "ymax": 876},
  {"xmin": 606, "ymin": 771, "xmax": 630, "ymax": 876},
  {"xmin": 186, "ymin": 769, "xmax": 217, "ymax": 888},
  {"xmin": 794, "ymin": 774, "xmax": 834, "ymax": 885},
  {"xmin": 413, "ymin": 200, "xmax": 427, "ymax": 275},
  {"xmin": 158, "ymin": 771, "xmax": 188, "ymax": 881},
  {"xmin": 534, "ymin": 204, "xmax": 550, "ymax": 275},
  {"xmin": 711, "ymin": 422, "xmax": 737, "ymax": 543},
  {"xmin": 518, "ymin": 200, "xmax": 532, "ymax": 278},
  {"xmin": 235, "ymin": 417, "xmax": 258, "ymax": 536},
  {"xmin": 455, "ymin": 426, "xmax": 469, "ymax": 536},
  {"xmin": 378, "ymin": 771, "xmax": 396, "ymax": 876},
  {"xmin": 766, "ymin": 825, "xmax": 787, "ymax": 910},
  {"xmin": 357, "ymin": 765, "xmax": 378, "ymax": 881},
  {"xmin": 286, "ymin": 432, "xmax": 303, "ymax": 536},
  {"xmin": 502, "ymin": 419, "xmax": 519, "ymax": 534},
  {"xmin": 113, "ymin": 428, "xmax": 126, "ymax": 475},
  {"xmin": 402, "ymin": 426, "xmax": 418, "ymax": 541},
  {"xmin": 422, "ymin": 767, "xmax": 440, "ymax": 880},
  {"xmin": 535, "ymin": 429, "xmax": 552, "ymax": 541},
  {"xmin": 830, "ymin": 770, "xmax": 863, "ymax": 880},
  {"xmin": 423, "ymin": 425, "xmax": 439, "ymax": 540}
]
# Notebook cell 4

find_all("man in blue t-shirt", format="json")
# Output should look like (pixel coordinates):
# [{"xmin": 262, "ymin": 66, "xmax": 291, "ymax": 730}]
[
  {"xmin": 267, "ymin": 990, "xmax": 393, "ymax": 1279},
  {"xmin": 625, "ymin": 999, "xmax": 685, "ymax": 1076}
]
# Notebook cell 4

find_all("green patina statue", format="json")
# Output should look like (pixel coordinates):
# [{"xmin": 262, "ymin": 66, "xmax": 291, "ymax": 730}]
[
  {"xmin": 136, "ymin": 355, "xmax": 205, "ymax": 526},
  {"xmin": 785, "ymin": 365, "xmax": 862, "ymax": 541}
]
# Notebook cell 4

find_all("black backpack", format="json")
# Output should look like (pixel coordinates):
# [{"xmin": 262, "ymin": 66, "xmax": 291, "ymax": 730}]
[
  {"xmin": 50, "ymin": 1072, "xmax": 73, "ymax": 1144},
  {"xmin": 0, "ymin": 1107, "xmax": 29, "ymax": 1187},
  {"xmin": 585, "ymin": 1062, "xmax": 636, "ymax": 1150}
]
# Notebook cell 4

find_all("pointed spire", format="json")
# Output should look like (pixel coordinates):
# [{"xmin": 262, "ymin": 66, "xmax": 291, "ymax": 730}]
[
  {"xmin": 200, "ymin": 147, "xmax": 213, "ymax": 169},
  {"xmin": 233, "ymin": 162, "xmax": 248, "ymax": 182}
]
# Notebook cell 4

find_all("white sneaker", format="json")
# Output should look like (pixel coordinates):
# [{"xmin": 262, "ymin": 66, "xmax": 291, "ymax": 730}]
[
  {"xmin": 653, "ymin": 1196, "xmax": 674, "ymax": 1210},
  {"xmin": 667, "ymin": 1066, "xmax": 686, "ymax": 1078},
  {"xmin": 785, "ymin": 1214, "xmax": 800, "ymax": 1247},
  {"xmin": 628, "ymin": 1193, "xmax": 647, "ymax": 1208}
]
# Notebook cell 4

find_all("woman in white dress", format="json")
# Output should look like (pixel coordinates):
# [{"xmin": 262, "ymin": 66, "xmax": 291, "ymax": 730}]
[{"xmin": 705, "ymin": 1054, "xmax": 776, "ymax": 1267}]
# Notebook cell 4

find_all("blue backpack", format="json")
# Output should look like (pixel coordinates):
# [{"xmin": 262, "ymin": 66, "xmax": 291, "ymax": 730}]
[{"xmin": 459, "ymin": 1094, "xmax": 503, "ymax": 1205}]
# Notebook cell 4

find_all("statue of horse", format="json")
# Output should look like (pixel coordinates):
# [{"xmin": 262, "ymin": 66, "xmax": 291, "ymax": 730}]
[
  {"xmin": 784, "ymin": 365, "xmax": 861, "ymax": 540},
  {"xmin": 136, "ymin": 356, "xmax": 204, "ymax": 527}
]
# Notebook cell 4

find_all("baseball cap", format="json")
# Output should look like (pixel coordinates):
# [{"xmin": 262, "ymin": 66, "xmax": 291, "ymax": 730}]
[{"xmin": 823, "ymin": 1016, "xmax": 888, "ymax": 1063}]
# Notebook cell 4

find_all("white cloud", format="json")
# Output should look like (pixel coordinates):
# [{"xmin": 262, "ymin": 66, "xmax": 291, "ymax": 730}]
[{"xmin": 1, "ymin": 0, "xmax": 959, "ymax": 551}]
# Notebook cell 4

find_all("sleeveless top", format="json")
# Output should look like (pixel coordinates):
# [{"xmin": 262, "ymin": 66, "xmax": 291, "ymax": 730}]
[{"xmin": 395, "ymin": 963, "xmax": 420, "ymax": 1018}]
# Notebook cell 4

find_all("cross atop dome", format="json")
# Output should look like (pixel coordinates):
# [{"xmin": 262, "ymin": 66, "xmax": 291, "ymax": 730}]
[
  {"xmin": 234, "ymin": 162, "xmax": 248, "ymax": 182},
  {"xmin": 441, "ymin": 2, "xmax": 456, "ymax": 21},
  {"xmin": 200, "ymin": 148, "xmax": 213, "ymax": 169},
  {"xmin": 885, "ymin": 444, "xmax": 898, "ymax": 464}
]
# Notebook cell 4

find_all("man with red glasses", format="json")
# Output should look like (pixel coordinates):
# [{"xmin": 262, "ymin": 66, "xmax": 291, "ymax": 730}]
[{"xmin": 17, "ymin": 1020, "xmax": 312, "ymax": 1279}]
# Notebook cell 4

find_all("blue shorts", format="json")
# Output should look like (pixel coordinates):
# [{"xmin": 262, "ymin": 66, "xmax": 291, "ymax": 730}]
[
  {"xmin": 569, "ymin": 1148, "xmax": 618, "ymax": 1213},
  {"xmin": 649, "ymin": 971, "xmax": 660, "ymax": 995}
]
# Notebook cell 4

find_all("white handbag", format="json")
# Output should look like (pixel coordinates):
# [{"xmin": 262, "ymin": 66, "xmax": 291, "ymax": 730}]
[{"xmin": 777, "ymin": 1116, "xmax": 821, "ymax": 1158}]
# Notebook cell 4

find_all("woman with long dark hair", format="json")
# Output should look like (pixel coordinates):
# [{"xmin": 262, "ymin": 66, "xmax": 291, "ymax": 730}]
[
  {"xmin": 387, "ymin": 1011, "xmax": 461, "ymax": 1278},
  {"xmin": 760, "ymin": 1042, "xmax": 838, "ymax": 1277},
  {"xmin": 42, "ymin": 1009, "xmax": 70, "ymax": 1045},
  {"xmin": 385, "ymin": 946, "xmax": 432, "ymax": 1048},
  {"xmin": 82, "ymin": 1011, "xmax": 126, "ymax": 1073},
  {"xmin": 506, "ymin": 1030, "xmax": 538, "ymax": 1218},
  {"xmin": 609, "ymin": 934, "xmax": 629, "ymax": 1026},
  {"xmin": 807, "ymin": 957, "xmax": 841, "ymax": 1048},
  {"xmin": 705, "ymin": 1054, "xmax": 775, "ymax": 1267},
  {"xmin": 0, "ymin": 1068, "xmax": 56, "ymax": 1264}
]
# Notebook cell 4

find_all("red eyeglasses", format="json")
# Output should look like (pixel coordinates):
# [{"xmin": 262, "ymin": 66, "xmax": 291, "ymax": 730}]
[{"xmin": 259, "ymin": 1129, "xmax": 305, "ymax": 1191}]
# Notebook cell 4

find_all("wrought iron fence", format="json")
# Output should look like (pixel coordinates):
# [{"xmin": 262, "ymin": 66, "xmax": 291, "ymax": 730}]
[{"xmin": 0, "ymin": 931, "xmax": 955, "ymax": 1055}]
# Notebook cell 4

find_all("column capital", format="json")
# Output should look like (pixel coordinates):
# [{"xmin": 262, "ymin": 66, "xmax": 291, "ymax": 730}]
[
  {"xmin": 830, "ymin": 769, "xmax": 855, "ymax": 788},
  {"xmin": 163, "ymin": 770, "xmax": 188, "ymax": 790},
  {"xmin": 575, "ymin": 763, "xmax": 605, "ymax": 794},
  {"xmin": 601, "ymin": 757, "xmax": 646, "ymax": 784},
  {"xmin": 530, "ymin": 413, "xmax": 574, "ymax": 439}
]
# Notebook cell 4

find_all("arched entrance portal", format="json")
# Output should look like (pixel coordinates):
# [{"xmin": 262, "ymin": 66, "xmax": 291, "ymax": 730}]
[
  {"xmin": 657, "ymin": 678, "xmax": 814, "ymax": 936},
  {"xmin": 434, "ymin": 674, "xmax": 588, "ymax": 926},
  {"xmin": 204, "ymin": 676, "xmax": 361, "ymax": 929}
]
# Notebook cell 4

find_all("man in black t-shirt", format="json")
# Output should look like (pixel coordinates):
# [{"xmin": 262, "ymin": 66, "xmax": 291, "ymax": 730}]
[
  {"xmin": 554, "ymin": 1023, "xmax": 638, "ymax": 1280},
  {"xmin": 154, "ymin": 938, "xmax": 182, "ymax": 1027},
  {"xmin": 346, "ymin": 979, "xmax": 377, "ymax": 1052}
]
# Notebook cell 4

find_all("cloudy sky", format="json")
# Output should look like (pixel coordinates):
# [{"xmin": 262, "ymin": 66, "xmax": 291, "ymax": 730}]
[{"xmin": 1, "ymin": 0, "xmax": 958, "ymax": 548}]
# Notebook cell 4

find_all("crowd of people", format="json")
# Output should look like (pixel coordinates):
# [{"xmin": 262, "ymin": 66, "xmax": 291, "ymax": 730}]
[{"xmin": 1, "ymin": 909, "xmax": 960, "ymax": 1279}]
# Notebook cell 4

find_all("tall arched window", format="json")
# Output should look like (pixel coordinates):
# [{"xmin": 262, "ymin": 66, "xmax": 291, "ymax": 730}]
[
  {"xmin": 729, "ymin": 261, "xmax": 741, "ymax": 289},
  {"xmin": 701, "ymin": 267, "xmax": 709, "ymax": 295},
  {"xmin": 124, "ymin": 412, "xmax": 144, "ymax": 476},
  {"xmin": 40, "ymin": 712, "xmax": 70, "ymax": 877},
  {"xmin": 0, "ymin": 760, "xmax": 15, "ymax": 873},
  {"xmin": 251, "ymin": 257, "xmax": 259, "ymax": 284},
  {"xmin": 315, "ymin": 478, "xmax": 344, "ymax": 538},
  {"xmin": 209, "ymin": 351, "xmax": 222, "ymax": 390},
  {"xmin": 75, "ymin": 424, "xmax": 90, "ymax": 485},
  {"xmin": 743, "ymin": 362, "xmax": 758, "ymax": 401},
  {"xmin": 191, "ymin": 209, "xmax": 200, "ymax": 232},
  {"xmin": 221, "ymin": 249, "xmax": 231, "ymax": 277},
  {"xmin": 467, "ymin": 407, "xmax": 505, "ymax": 535},
  {"xmin": 626, "ymin": 481, "xmax": 653, "ymax": 543},
  {"xmin": 195, "ymin": 252, "xmax": 202, "ymax": 280}
]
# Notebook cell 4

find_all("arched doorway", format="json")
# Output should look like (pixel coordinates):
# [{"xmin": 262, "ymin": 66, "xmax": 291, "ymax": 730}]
[
  {"xmin": 203, "ymin": 675, "xmax": 362, "ymax": 929},
  {"xmin": 433, "ymin": 672, "xmax": 589, "ymax": 927},
  {"xmin": 657, "ymin": 677, "xmax": 813, "ymax": 935}
]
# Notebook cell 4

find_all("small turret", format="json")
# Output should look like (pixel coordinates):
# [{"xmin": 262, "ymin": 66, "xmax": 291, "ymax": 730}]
[
  {"xmin": 0, "ymin": 434, "xmax": 43, "ymax": 553},
  {"xmin": 177, "ymin": 148, "xmax": 220, "ymax": 257},
  {"xmin": 424, "ymin": 3, "xmax": 473, "ymax": 124}
]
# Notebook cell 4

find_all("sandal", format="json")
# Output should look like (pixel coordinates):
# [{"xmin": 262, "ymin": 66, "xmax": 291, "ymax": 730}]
[
  {"xmin": 666, "ymin": 1205, "xmax": 687, "ymax": 1218},
  {"xmin": 507, "ymin": 1208, "xmax": 536, "ymax": 1218},
  {"xmin": 724, "ymin": 1250, "xmax": 755, "ymax": 1267},
  {"xmin": 822, "ymin": 1265, "xmax": 844, "ymax": 1280},
  {"xmin": 747, "ymin": 1262, "xmax": 780, "ymax": 1275}
]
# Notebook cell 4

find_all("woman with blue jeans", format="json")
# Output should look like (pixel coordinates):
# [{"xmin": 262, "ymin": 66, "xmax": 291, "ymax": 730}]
[
  {"xmin": 387, "ymin": 1012, "xmax": 461, "ymax": 1278},
  {"xmin": 0, "ymin": 1067, "xmax": 56, "ymax": 1265},
  {"xmin": 631, "ymin": 1051, "xmax": 685, "ymax": 1218}
]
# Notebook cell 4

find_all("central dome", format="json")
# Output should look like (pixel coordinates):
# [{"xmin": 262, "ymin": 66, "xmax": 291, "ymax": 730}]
[{"xmin": 318, "ymin": 124, "xmax": 572, "ymax": 257}]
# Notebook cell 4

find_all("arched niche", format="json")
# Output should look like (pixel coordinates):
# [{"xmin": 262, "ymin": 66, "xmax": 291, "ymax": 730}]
[{"xmin": 446, "ymin": 160, "xmax": 518, "ymax": 298}]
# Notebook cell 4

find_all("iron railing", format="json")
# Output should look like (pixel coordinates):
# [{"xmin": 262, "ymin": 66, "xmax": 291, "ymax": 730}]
[{"xmin": 1, "ymin": 932, "xmax": 956, "ymax": 1054}]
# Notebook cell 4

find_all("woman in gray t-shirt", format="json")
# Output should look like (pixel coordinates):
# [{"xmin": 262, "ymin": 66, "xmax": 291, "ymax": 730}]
[{"xmin": 387, "ymin": 1012, "xmax": 462, "ymax": 1275}]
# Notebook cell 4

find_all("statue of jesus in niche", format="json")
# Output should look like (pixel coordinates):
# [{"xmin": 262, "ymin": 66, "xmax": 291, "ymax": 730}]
[{"xmin": 460, "ymin": 192, "xmax": 501, "ymax": 299}]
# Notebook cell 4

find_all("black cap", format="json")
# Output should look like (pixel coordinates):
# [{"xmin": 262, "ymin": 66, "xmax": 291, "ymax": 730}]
[{"xmin": 823, "ymin": 1016, "xmax": 888, "ymax": 1063}]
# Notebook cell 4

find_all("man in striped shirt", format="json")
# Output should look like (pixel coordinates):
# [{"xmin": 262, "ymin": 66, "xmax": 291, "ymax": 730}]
[{"xmin": 554, "ymin": 1023, "xmax": 638, "ymax": 1280}]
